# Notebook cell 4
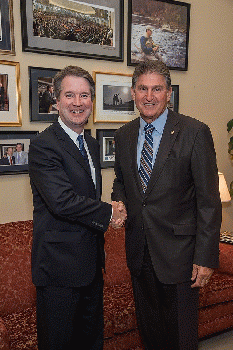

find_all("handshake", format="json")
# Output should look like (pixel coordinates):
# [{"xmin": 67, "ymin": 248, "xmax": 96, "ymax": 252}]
[{"xmin": 110, "ymin": 201, "xmax": 127, "ymax": 229}]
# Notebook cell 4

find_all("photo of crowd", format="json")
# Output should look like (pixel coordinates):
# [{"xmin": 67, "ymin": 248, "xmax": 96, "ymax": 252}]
[{"xmin": 33, "ymin": 0, "xmax": 114, "ymax": 47}]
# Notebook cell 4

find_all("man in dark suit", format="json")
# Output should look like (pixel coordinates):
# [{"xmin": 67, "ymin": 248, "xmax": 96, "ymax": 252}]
[
  {"xmin": 39, "ymin": 85, "xmax": 56, "ymax": 113},
  {"xmin": 28, "ymin": 66, "xmax": 126, "ymax": 350},
  {"xmin": 0, "ymin": 147, "xmax": 15, "ymax": 165},
  {"xmin": 111, "ymin": 60, "xmax": 222, "ymax": 350}
]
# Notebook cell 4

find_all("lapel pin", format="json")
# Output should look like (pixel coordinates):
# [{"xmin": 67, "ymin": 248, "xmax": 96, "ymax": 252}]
[{"xmin": 171, "ymin": 130, "xmax": 175, "ymax": 134}]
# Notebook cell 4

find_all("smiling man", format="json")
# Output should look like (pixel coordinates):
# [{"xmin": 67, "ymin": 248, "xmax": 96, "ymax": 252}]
[
  {"xmin": 28, "ymin": 66, "xmax": 126, "ymax": 350},
  {"xmin": 111, "ymin": 60, "xmax": 221, "ymax": 350}
]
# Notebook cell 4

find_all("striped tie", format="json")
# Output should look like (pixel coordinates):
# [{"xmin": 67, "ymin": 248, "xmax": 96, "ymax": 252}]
[{"xmin": 139, "ymin": 124, "xmax": 155, "ymax": 192}]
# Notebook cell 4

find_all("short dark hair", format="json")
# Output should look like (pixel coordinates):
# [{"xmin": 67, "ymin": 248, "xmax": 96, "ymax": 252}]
[
  {"xmin": 132, "ymin": 60, "xmax": 171, "ymax": 90},
  {"xmin": 53, "ymin": 66, "xmax": 95, "ymax": 101}
]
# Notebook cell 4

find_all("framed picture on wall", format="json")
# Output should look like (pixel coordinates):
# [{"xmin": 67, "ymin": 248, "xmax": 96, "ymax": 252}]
[
  {"xmin": 0, "ymin": 131, "xmax": 38, "ymax": 175},
  {"xmin": 0, "ymin": 60, "xmax": 22, "ymax": 127},
  {"xmin": 20, "ymin": 0, "xmax": 124, "ymax": 62},
  {"xmin": 93, "ymin": 72, "xmax": 136, "ymax": 123},
  {"xmin": 29, "ymin": 66, "xmax": 60, "ymax": 122},
  {"xmin": 168, "ymin": 85, "xmax": 179, "ymax": 112},
  {"xmin": 0, "ymin": 0, "xmax": 15, "ymax": 55},
  {"xmin": 96, "ymin": 129, "xmax": 116, "ymax": 168},
  {"xmin": 128, "ymin": 0, "xmax": 190, "ymax": 70}
]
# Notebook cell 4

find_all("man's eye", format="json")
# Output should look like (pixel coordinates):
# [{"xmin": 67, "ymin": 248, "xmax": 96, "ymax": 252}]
[
  {"xmin": 80, "ymin": 94, "xmax": 90, "ymax": 99},
  {"xmin": 66, "ymin": 93, "xmax": 73, "ymax": 98}
]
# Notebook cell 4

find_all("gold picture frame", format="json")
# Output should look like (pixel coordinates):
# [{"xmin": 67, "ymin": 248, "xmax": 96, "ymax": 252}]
[
  {"xmin": 0, "ymin": 60, "xmax": 22, "ymax": 127},
  {"xmin": 0, "ymin": 0, "xmax": 15, "ymax": 55}
]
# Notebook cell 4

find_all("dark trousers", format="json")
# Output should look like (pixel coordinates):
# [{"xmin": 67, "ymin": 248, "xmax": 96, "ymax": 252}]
[
  {"xmin": 36, "ymin": 268, "xmax": 104, "ymax": 350},
  {"xmin": 131, "ymin": 245, "xmax": 199, "ymax": 350}
]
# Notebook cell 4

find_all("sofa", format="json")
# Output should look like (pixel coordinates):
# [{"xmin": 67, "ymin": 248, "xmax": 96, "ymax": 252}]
[{"xmin": 1, "ymin": 221, "xmax": 233, "ymax": 350}]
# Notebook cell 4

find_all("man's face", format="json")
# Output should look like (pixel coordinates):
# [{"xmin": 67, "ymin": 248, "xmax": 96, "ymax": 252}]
[
  {"xmin": 16, "ymin": 144, "xmax": 22, "ymax": 152},
  {"xmin": 146, "ymin": 29, "xmax": 152, "ymax": 37},
  {"xmin": 131, "ymin": 72, "xmax": 172, "ymax": 123},
  {"xmin": 7, "ymin": 148, "xmax": 13, "ymax": 156},
  {"xmin": 56, "ymin": 76, "xmax": 93, "ymax": 133}
]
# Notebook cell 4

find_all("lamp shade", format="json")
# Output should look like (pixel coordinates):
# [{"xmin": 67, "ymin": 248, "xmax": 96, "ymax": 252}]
[{"xmin": 218, "ymin": 172, "xmax": 231, "ymax": 202}]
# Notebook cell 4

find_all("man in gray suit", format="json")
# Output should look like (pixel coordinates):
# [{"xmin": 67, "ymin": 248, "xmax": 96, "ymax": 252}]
[
  {"xmin": 29, "ymin": 65, "xmax": 126, "ymax": 350},
  {"xmin": 111, "ymin": 60, "xmax": 222, "ymax": 350},
  {"xmin": 13, "ymin": 143, "xmax": 28, "ymax": 165}
]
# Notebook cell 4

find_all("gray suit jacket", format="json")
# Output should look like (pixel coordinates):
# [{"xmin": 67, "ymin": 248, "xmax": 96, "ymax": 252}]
[
  {"xmin": 112, "ymin": 110, "xmax": 222, "ymax": 284},
  {"xmin": 13, "ymin": 151, "xmax": 28, "ymax": 164}
]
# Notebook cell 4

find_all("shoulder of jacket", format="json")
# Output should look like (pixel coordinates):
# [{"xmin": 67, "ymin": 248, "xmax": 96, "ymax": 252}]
[
  {"xmin": 115, "ymin": 117, "xmax": 140, "ymax": 135},
  {"xmin": 171, "ymin": 111, "xmax": 208, "ymax": 131}
]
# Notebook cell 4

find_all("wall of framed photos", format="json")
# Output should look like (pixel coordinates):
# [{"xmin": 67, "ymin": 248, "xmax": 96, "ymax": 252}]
[{"xmin": 0, "ymin": 0, "xmax": 232, "ymax": 230}]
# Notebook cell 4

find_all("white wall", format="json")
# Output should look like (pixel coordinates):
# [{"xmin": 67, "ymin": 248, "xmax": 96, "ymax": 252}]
[{"xmin": 0, "ymin": 0, "xmax": 232, "ymax": 231}]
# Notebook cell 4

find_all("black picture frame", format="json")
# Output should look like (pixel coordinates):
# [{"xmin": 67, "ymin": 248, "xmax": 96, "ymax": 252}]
[
  {"xmin": 96, "ymin": 129, "xmax": 116, "ymax": 168},
  {"xmin": 0, "ymin": 131, "xmax": 38, "ymax": 175},
  {"xmin": 127, "ymin": 0, "xmax": 190, "ymax": 70},
  {"xmin": 29, "ymin": 66, "xmax": 60, "ymax": 122},
  {"xmin": 20, "ymin": 0, "xmax": 124, "ymax": 62},
  {"xmin": 168, "ymin": 85, "xmax": 179, "ymax": 112},
  {"xmin": 0, "ymin": 0, "xmax": 15, "ymax": 55}
]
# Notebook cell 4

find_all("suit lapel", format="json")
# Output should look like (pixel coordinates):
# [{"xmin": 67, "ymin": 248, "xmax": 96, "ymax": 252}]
[
  {"xmin": 52, "ymin": 122, "xmax": 93, "ymax": 177},
  {"xmin": 129, "ymin": 118, "xmax": 145, "ymax": 197},
  {"xmin": 145, "ymin": 110, "xmax": 180, "ymax": 196}
]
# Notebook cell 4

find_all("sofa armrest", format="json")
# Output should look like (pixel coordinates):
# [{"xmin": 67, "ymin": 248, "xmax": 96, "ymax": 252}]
[
  {"xmin": 218, "ymin": 242, "xmax": 233, "ymax": 275},
  {"xmin": 0, "ymin": 317, "xmax": 10, "ymax": 350}
]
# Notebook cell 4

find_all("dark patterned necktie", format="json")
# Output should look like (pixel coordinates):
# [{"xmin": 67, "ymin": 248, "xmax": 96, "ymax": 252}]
[
  {"xmin": 77, "ymin": 134, "xmax": 90, "ymax": 169},
  {"xmin": 138, "ymin": 124, "xmax": 155, "ymax": 192}
]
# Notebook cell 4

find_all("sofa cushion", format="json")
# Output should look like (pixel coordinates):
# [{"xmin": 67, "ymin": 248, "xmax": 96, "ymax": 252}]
[
  {"xmin": 0, "ymin": 317, "xmax": 10, "ymax": 350},
  {"xmin": 218, "ymin": 242, "xmax": 233, "ymax": 274},
  {"xmin": 104, "ymin": 282, "xmax": 137, "ymax": 338},
  {"xmin": 0, "ymin": 221, "xmax": 36, "ymax": 316},
  {"xmin": 1, "ymin": 307, "xmax": 37, "ymax": 350},
  {"xmin": 104, "ymin": 227, "xmax": 131, "ymax": 286},
  {"xmin": 199, "ymin": 272, "xmax": 233, "ymax": 308},
  {"xmin": 198, "ymin": 301, "xmax": 233, "ymax": 338}
]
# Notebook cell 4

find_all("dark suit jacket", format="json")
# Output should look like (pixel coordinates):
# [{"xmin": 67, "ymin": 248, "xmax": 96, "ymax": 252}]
[
  {"xmin": 29, "ymin": 122, "xmax": 112, "ymax": 288},
  {"xmin": 0, "ymin": 156, "xmax": 15, "ymax": 165},
  {"xmin": 112, "ymin": 110, "xmax": 222, "ymax": 284}
]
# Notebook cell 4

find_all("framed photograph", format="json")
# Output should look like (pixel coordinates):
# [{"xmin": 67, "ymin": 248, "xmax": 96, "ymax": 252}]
[
  {"xmin": 0, "ymin": 131, "xmax": 38, "ymax": 175},
  {"xmin": 20, "ymin": 0, "xmax": 123, "ymax": 62},
  {"xmin": 0, "ymin": 60, "xmax": 22, "ymax": 127},
  {"xmin": 96, "ymin": 129, "xmax": 116, "ymax": 168},
  {"xmin": 93, "ymin": 72, "xmax": 136, "ymax": 123},
  {"xmin": 0, "ymin": 0, "xmax": 15, "ymax": 55},
  {"xmin": 29, "ymin": 66, "xmax": 59, "ymax": 122},
  {"xmin": 128, "ymin": 0, "xmax": 191, "ymax": 70},
  {"xmin": 168, "ymin": 85, "xmax": 179, "ymax": 112}
]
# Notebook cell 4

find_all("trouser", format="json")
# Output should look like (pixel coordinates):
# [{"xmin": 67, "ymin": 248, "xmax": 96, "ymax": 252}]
[
  {"xmin": 36, "ymin": 268, "xmax": 104, "ymax": 350},
  {"xmin": 131, "ymin": 244, "xmax": 199, "ymax": 350}
]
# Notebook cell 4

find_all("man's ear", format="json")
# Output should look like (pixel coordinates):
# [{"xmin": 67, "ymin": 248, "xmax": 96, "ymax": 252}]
[
  {"xmin": 131, "ymin": 87, "xmax": 135, "ymax": 100},
  {"xmin": 167, "ymin": 86, "xmax": 172, "ymax": 102}
]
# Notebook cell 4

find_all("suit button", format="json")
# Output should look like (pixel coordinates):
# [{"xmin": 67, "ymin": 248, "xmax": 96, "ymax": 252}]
[{"xmin": 142, "ymin": 202, "xmax": 146, "ymax": 207}]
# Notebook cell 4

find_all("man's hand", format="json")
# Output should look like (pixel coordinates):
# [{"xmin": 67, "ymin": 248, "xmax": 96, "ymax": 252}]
[
  {"xmin": 191, "ymin": 264, "xmax": 214, "ymax": 288},
  {"xmin": 110, "ymin": 201, "xmax": 127, "ymax": 229}
]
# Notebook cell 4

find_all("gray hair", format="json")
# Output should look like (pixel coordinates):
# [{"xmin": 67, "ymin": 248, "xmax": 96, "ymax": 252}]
[
  {"xmin": 132, "ymin": 60, "xmax": 171, "ymax": 90},
  {"xmin": 53, "ymin": 66, "xmax": 95, "ymax": 101}
]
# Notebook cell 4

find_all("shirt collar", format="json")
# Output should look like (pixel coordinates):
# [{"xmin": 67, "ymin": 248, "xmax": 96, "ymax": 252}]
[
  {"xmin": 58, "ymin": 117, "xmax": 84, "ymax": 144},
  {"xmin": 140, "ymin": 108, "xmax": 168, "ymax": 135}
]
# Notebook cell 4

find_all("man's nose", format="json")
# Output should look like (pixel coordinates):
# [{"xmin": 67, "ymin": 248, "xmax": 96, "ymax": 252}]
[
  {"xmin": 145, "ymin": 89, "xmax": 154, "ymax": 101},
  {"xmin": 73, "ymin": 95, "xmax": 82, "ymax": 105}
]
